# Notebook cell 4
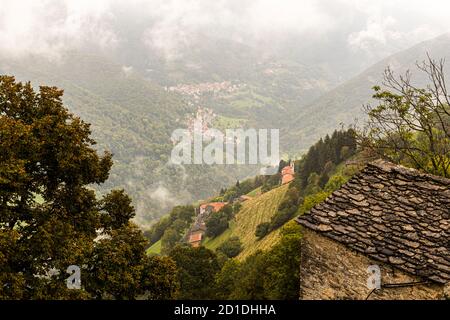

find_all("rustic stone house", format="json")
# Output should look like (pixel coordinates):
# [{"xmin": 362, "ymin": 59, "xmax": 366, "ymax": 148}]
[{"xmin": 296, "ymin": 160, "xmax": 450, "ymax": 300}]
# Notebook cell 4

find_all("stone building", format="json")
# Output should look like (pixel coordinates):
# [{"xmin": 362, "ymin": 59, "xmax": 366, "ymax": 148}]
[
  {"xmin": 281, "ymin": 162, "xmax": 295, "ymax": 185},
  {"xmin": 188, "ymin": 223, "xmax": 206, "ymax": 248},
  {"xmin": 296, "ymin": 160, "xmax": 450, "ymax": 300}
]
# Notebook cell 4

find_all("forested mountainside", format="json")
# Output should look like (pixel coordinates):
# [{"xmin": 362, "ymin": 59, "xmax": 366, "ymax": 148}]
[
  {"xmin": 2, "ymin": 33, "xmax": 449, "ymax": 225},
  {"xmin": 144, "ymin": 128, "xmax": 362, "ymax": 299},
  {"xmin": 0, "ymin": 42, "xmax": 348, "ymax": 225},
  {"xmin": 0, "ymin": 46, "xmax": 340, "ymax": 225},
  {"xmin": 146, "ymin": 129, "xmax": 359, "ymax": 253},
  {"xmin": 284, "ymin": 33, "xmax": 450, "ymax": 154},
  {"xmin": 0, "ymin": 53, "xmax": 258, "ymax": 225}
]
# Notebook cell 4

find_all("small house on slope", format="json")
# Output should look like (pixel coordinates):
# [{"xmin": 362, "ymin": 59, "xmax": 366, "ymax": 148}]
[
  {"xmin": 296, "ymin": 160, "xmax": 450, "ymax": 300},
  {"xmin": 199, "ymin": 202, "xmax": 226, "ymax": 215},
  {"xmin": 281, "ymin": 162, "xmax": 295, "ymax": 185},
  {"xmin": 188, "ymin": 223, "xmax": 206, "ymax": 248}
]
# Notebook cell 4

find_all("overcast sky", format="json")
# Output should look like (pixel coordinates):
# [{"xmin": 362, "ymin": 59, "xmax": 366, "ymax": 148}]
[{"xmin": 1, "ymin": 0, "xmax": 449, "ymax": 61}]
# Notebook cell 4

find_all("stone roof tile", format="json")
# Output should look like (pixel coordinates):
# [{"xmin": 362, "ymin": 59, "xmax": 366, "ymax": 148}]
[{"xmin": 296, "ymin": 160, "xmax": 450, "ymax": 284}]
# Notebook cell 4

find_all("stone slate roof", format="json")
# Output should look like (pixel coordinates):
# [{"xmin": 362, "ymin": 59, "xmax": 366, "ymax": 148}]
[{"xmin": 296, "ymin": 160, "xmax": 450, "ymax": 284}]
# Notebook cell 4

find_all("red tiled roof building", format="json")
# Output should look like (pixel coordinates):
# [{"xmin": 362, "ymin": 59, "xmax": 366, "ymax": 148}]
[{"xmin": 281, "ymin": 162, "xmax": 295, "ymax": 184}]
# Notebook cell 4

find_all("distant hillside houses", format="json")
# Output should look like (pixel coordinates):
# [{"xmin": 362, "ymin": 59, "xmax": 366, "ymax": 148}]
[
  {"xmin": 296, "ymin": 160, "xmax": 450, "ymax": 300},
  {"xmin": 165, "ymin": 81, "xmax": 245, "ymax": 97}
]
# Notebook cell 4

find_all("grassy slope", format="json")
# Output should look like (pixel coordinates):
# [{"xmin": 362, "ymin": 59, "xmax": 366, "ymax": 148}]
[
  {"xmin": 204, "ymin": 183, "xmax": 289, "ymax": 260},
  {"xmin": 146, "ymin": 239, "xmax": 162, "ymax": 255}
]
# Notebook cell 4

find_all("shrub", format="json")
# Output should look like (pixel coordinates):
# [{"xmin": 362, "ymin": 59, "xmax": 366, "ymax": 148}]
[
  {"xmin": 217, "ymin": 237, "xmax": 242, "ymax": 258},
  {"xmin": 255, "ymin": 222, "xmax": 270, "ymax": 239}
]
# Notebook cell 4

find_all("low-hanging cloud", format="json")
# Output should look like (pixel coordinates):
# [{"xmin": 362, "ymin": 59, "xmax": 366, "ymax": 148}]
[
  {"xmin": 0, "ymin": 0, "xmax": 118, "ymax": 59},
  {"xmin": 1, "ymin": 0, "xmax": 450, "ymax": 62}
]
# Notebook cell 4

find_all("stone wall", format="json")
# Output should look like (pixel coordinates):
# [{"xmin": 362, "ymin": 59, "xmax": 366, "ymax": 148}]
[{"xmin": 299, "ymin": 229, "xmax": 446, "ymax": 300}]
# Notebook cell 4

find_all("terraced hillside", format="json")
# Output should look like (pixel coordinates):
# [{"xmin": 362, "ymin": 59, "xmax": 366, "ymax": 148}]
[{"xmin": 204, "ymin": 183, "xmax": 290, "ymax": 260}]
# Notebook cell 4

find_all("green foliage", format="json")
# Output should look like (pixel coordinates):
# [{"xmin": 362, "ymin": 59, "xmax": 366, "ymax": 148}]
[
  {"xmin": 222, "ymin": 172, "xmax": 280, "ymax": 202},
  {"xmin": 360, "ymin": 58, "xmax": 450, "ymax": 177},
  {"xmin": 255, "ymin": 222, "xmax": 270, "ymax": 239},
  {"xmin": 205, "ymin": 211, "xmax": 230, "ymax": 238},
  {"xmin": 160, "ymin": 228, "xmax": 182, "ymax": 255},
  {"xmin": 169, "ymin": 245, "xmax": 220, "ymax": 299},
  {"xmin": 141, "ymin": 255, "xmax": 179, "ymax": 300},
  {"xmin": 261, "ymin": 173, "xmax": 282, "ymax": 193},
  {"xmin": 0, "ymin": 76, "xmax": 178, "ymax": 299},
  {"xmin": 263, "ymin": 222, "xmax": 302, "ymax": 300},
  {"xmin": 100, "ymin": 189, "xmax": 135, "ymax": 230},
  {"xmin": 324, "ymin": 174, "xmax": 347, "ymax": 192},
  {"xmin": 86, "ymin": 223, "xmax": 178, "ymax": 300},
  {"xmin": 217, "ymin": 236, "xmax": 242, "ymax": 258},
  {"xmin": 233, "ymin": 202, "xmax": 242, "ymax": 214},
  {"xmin": 214, "ymin": 259, "xmax": 241, "ymax": 300},
  {"xmin": 296, "ymin": 129, "xmax": 357, "ymax": 190},
  {"xmin": 266, "ymin": 187, "xmax": 299, "ymax": 233},
  {"xmin": 145, "ymin": 205, "xmax": 195, "ymax": 246},
  {"xmin": 298, "ymin": 192, "xmax": 330, "ymax": 215},
  {"xmin": 204, "ymin": 204, "xmax": 234, "ymax": 239},
  {"xmin": 226, "ymin": 253, "xmax": 268, "ymax": 299},
  {"xmin": 214, "ymin": 221, "xmax": 302, "ymax": 300}
]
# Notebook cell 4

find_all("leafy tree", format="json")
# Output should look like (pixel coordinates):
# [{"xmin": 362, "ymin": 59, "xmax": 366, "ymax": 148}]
[
  {"xmin": 220, "ymin": 204, "xmax": 234, "ymax": 219},
  {"xmin": 263, "ymin": 221, "xmax": 302, "ymax": 300},
  {"xmin": 268, "ymin": 187, "xmax": 299, "ymax": 231},
  {"xmin": 360, "ymin": 56, "xmax": 450, "ymax": 177},
  {"xmin": 215, "ymin": 250, "xmax": 230, "ymax": 268},
  {"xmin": 141, "ymin": 256, "xmax": 179, "ymax": 300},
  {"xmin": 303, "ymin": 172, "xmax": 322, "ymax": 195},
  {"xmin": 144, "ymin": 205, "xmax": 195, "ymax": 246},
  {"xmin": 205, "ymin": 211, "xmax": 230, "ymax": 238},
  {"xmin": 227, "ymin": 252, "xmax": 268, "ymax": 300},
  {"xmin": 215, "ymin": 221, "xmax": 302, "ymax": 300},
  {"xmin": 86, "ymin": 223, "xmax": 178, "ymax": 300},
  {"xmin": 255, "ymin": 222, "xmax": 270, "ymax": 239},
  {"xmin": 169, "ymin": 245, "xmax": 220, "ymax": 299},
  {"xmin": 232, "ymin": 202, "xmax": 242, "ymax": 214},
  {"xmin": 297, "ymin": 129, "xmax": 356, "ymax": 189},
  {"xmin": 217, "ymin": 236, "xmax": 242, "ymax": 258},
  {"xmin": 0, "ymin": 76, "xmax": 177, "ymax": 299},
  {"xmin": 145, "ymin": 216, "xmax": 172, "ymax": 245},
  {"xmin": 100, "ymin": 190, "xmax": 135, "ymax": 231},
  {"xmin": 214, "ymin": 259, "xmax": 240, "ymax": 299},
  {"xmin": 160, "ymin": 228, "xmax": 181, "ymax": 254}
]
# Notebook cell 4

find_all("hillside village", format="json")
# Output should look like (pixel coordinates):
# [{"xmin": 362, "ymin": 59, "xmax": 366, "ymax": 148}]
[
  {"xmin": 185, "ymin": 162, "xmax": 295, "ymax": 248},
  {"xmin": 165, "ymin": 81, "xmax": 246, "ymax": 98},
  {"xmin": 145, "ymin": 113, "xmax": 449, "ymax": 300},
  {"xmin": 148, "ymin": 152, "xmax": 449, "ymax": 299},
  {"xmin": 2, "ymin": 2, "xmax": 450, "ymax": 304}
]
